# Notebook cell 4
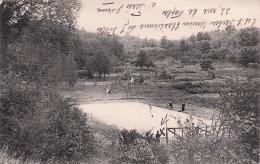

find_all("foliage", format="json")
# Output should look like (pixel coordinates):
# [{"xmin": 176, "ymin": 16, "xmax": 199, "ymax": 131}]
[
  {"xmin": 160, "ymin": 36, "xmax": 168, "ymax": 49},
  {"xmin": 88, "ymin": 50, "xmax": 111, "ymax": 79},
  {"xmin": 171, "ymin": 82, "xmax": 192, "ymax": 90},
  {"xmin": 114, "ymin": 129, "xmax": 169, "ymax": 164},
  {"xmin": 170, "ymin": 80, "xmax": 259, "ymax": 163},
  {"xmin": 171, "ymin": 117, "xmax": 252, "ymax": 164},
  {"xmin": 157, "ymin": 27, "xmax": 260, "ymax": 66},
  {"xmin": 238, "ymin": 46, "xmax": 260, "ymax": 65},
  {"xmin": 132, "ymin": 50, "xmax": 156, "ymax": 68},
  {"xmin": 159, "ymin": 69, "xmax": 173, "ymax": 80},
  {"xmin": 119, "ymin": 138, "xmax": 156, "ymax": 164},
  {"xmin": 0, "ymin": 0, "xmax": 81, "ymax": 71},
  {"xmin": 72, "ymin": 33, "xmax": 125, "ymax": 71},
  {"xmin": 237, "ymin": 28, "xmax": 260, "ymax": 65},
  {"xmin": 200, "ymin": 59, "xmax": 214, "ymax": 71},
  {"xmin": 238, "ymin": 28, "xmax": 259, "ymax": 47},
  {"xmin": 0, "ymin": 0, "xmax": 81, "ymax": 85},
  {"xmin": 0, "ymin": 72, "xmax": 95, "ymax": 161},
  {"xmin": 77, "ymin": 70, "xmax": 94, "ymax": 79},
  {"xmin": 219, "ymin": 79, "xmax": 259, "ymax": 162},
  {"xmin": 7, "ymin": 20, "xmax": 78, "ymax": 85}
]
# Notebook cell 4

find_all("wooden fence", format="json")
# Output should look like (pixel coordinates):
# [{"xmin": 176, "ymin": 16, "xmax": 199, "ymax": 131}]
[{"xmin": 165, "ymin": 125, "xmax": 232, "ymax": 144}]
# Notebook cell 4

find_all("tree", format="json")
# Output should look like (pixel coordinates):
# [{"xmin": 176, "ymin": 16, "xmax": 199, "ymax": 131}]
[
  {"xmin": 110, "ymin": 36, "xmax": 124, "ymax": 58},
  {"xmin": 239, "ymin": 46, "xmax": 260, "ymax": 65},
  {"xmin": 132, "ymin": 50, "xmax": 155, "ymax": 68},
  {"xmin": 197, "ymin": 32, "xmax": 210, "ymax": 41},
  {"xmin": 90, "ymin": 50, "xmax": 111, "ymax": 79},
  {"xmin": 0, "ymin": 0, "xmax": 81, "ymax": 72},
  {"xmin": 8, "ymin": 20, "xmax": 78, "ymax": 85},
  {"xmin": 60, "ymin": 53, "xmax": 78, "ymax": 86},
  {"xmin": 238, "ymin": 28, "xmax": 259, "ymax": 47},
  {"xmin": 179, "ymin": 40, "xmax": 189, "ymax": 53},
  {"xmin": 199, "ymin": 40, "xmax": 211, "ymax": 54},
  {"xmin": 237, "ymin": 28, "xmax": 260, "ymax": 65},
  {"xmin": 160, "ymin": 36, "xmax": 168, "ymax": 49}
]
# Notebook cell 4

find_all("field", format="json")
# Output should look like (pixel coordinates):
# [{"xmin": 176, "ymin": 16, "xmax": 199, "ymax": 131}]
[{"xmin": 61, "ymin": 61, "xmax": 259, "ymax": 120}]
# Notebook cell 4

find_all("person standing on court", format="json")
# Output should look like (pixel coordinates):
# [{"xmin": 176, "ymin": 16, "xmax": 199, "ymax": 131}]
[
  {"xmin": 155, "ymin": 131, "xmax": 161, "ymax": 143},
  {"xmin": 149, "ymin": 105, "xmax": 153, "ymax": 117},
  {"xmin": 169, "ymin": 101, "xmax": 173, "ymax": 110},
  {"xmin": 181, "ymin": 103, "xmax": 185, "ymax": 112}
]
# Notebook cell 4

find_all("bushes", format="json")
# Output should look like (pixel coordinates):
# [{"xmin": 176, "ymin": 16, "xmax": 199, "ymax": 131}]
[
  {"xmin": 77, "ymin": 70, "xmax": 94, "ymax": 79},
  {"xmin": 119, "ymin": 138, "xmax": 156, "ymax": 164},
  {"xmin": 159, "ymin": 69, "xmax": 174, "ymax": 80},
  {"xmin": 200, "ymin": 60, "xmax": 214, "ymax": 71},
  {"xmin": 169, "ymin": 80, "xmax": 260, "ymax": 163},
  {"xmin": 0, "ymin": 73, "xmax": 95, "ymax": 162},
  {"xmin": 170, "ymin": 117, "xmax": 251, "ymax": 164},
  {"xmin": 171, "ymin": 82, "xmax": 192, "ymax": 90},
  {"xmin": 113, "ymin": 129, "xmax": 169, "ymax": 164},
  {"xmin": 220, "ymin": 79, "xmax": 259, "ymax": 162}
]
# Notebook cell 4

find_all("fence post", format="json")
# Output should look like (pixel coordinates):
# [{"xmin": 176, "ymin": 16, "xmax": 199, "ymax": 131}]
[{"xmin": 166, "ymin": 121, "xmax": 168, "ymax": 145}]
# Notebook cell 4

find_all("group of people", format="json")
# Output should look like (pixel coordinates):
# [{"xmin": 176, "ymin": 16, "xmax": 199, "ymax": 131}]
[{"xmin": 168, "ymin": 101, "xmax": 185, "ymax": 112}]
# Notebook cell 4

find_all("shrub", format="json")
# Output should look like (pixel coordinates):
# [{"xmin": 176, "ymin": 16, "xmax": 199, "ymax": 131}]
[
  {"xmin": 119, "ymin": 138, "xmax": 157, "ymax": 164},
  {"xmin": 207, "ymin": 70, "xmax": 216, "ymax": 80},
  {"xmin": 78, "ymin": 70, "xmax": 94, "ymax": 79},
  {"xmin": 115, "ymin": 129, "xmax": 169, "ymax": 164},
  {"xmin": 159, "ymin": 69, "xmax": 173, "ymax": 80},
  {"xmin": 220, "ymin": 79, "xmax": 259, "ymax": 162},
  {"xmin": 171, "ymin": 82, "xmax": 192, "ymax": 90},
  {"xmin": 132, "ymin": 50, "xmax": 156, "ymax": 68},
  {"xmin": 170, "ymin": 117, "xmax": 251, "ymax": 164},
  {"xmin": 200, "ymin": 60, "xmax": 214, "ymax": 71},
  {"xmin": 114, "ymin": 67, "xmax": 124, "ymax": 73},
  {"xmin": 122, "ymin": 70, "xmax": 131, "ymax": 81},
  {"xmin": 0, "ymin": 73, "xmax": 95, "ymax": 162},
  {"xmin": 169, "ymin": 80, "xmax": 260, "ymax": 163}
]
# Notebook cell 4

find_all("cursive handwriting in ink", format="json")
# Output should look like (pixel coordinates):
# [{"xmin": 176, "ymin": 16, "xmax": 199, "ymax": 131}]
[{"xmin": 162, "ymin": 6, "xmax": 184, "ymax": 19}]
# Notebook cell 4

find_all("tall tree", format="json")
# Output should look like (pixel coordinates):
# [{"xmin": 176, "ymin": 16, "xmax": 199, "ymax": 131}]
[
  {"xmin": 0, "ymin": 0, "xmax": 80, "ymax": 71},
  {"xmin": 160, "ymin": 36, "xmax": 168, "ymax": 49},
  {"xmin": 90, "ymin": 50, "xmax": 111, "ymax": 79},
  {"xmin": 237, "ymin": 28, "xmax": 260, "ymax": 65},
  {"xmin": 132, "ymin": 50, "xmax": 155, "ymax": 68},
  {"xmin": 110, "ymin": 36, "xmax": 124, "ymax": 58}
]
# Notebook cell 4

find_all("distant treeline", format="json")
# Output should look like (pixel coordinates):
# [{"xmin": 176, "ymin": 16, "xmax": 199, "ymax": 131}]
[{"xmin": 158, "ymin": 27, "xmax": 260, "ymax": 65}]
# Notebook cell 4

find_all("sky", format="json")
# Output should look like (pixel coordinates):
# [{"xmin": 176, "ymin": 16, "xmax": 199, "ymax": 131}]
[{"xmin": 77, "ymin": 0, "xmax": 260, "ymax": 40}]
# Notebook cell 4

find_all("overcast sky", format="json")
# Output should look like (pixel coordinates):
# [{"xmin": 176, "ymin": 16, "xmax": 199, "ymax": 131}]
[{"xmin": 77, "ymin": 0, "xmax": 260, "ymax": 40}]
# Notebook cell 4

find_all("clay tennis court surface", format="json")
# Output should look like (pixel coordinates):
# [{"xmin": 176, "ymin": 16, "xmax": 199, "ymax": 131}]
[{"xmin": 80, "ymin": 102, "xmax": 211, "ymax": 137}]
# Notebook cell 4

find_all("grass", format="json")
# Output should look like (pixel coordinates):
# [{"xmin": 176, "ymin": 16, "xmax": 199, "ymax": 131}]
[{"xmin": 61, "ymin": 61, "xmax": 259, "ymax": 119}]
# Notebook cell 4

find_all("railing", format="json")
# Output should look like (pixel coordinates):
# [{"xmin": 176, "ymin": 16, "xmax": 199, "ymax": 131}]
[{"xmin": 166, "ymin": 125, "xmax": 233, "ymax": 144}]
